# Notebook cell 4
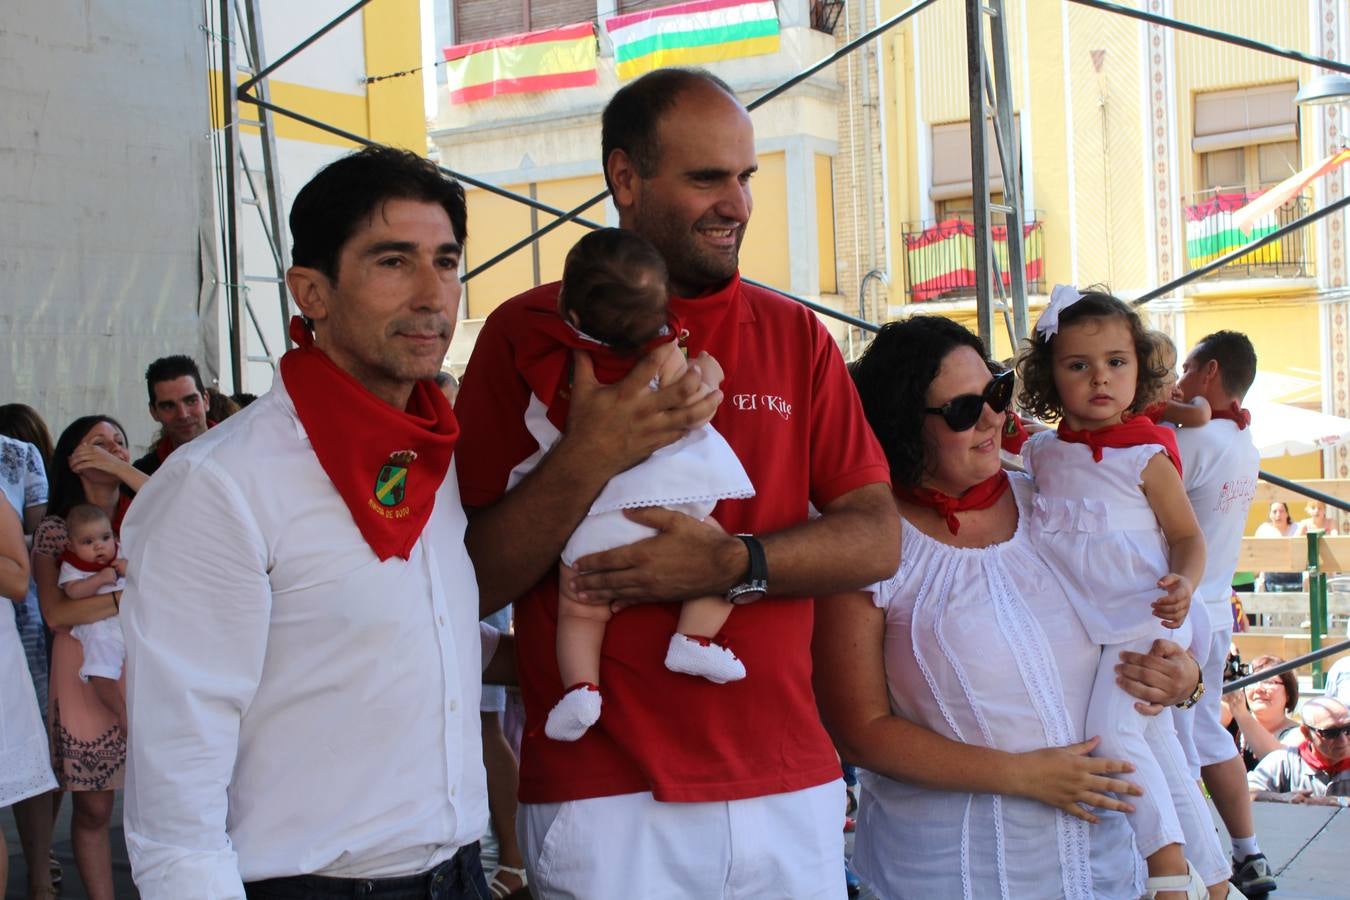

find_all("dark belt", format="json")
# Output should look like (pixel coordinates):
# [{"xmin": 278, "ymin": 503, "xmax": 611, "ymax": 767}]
[{"xmin": 244, "ymin": 842, "xmax": 481, "ymax": 898}]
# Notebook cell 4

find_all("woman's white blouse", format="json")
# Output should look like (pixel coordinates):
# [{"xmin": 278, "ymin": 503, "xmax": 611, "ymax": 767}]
[{"xmin": 852, "ymin": 474, "xmax": 1144, "ymax": 900}]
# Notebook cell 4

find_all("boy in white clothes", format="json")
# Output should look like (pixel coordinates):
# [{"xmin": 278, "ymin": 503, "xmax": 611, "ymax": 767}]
[
  {"xmin": 1170, "ymin": 330, "xmax": 1275, "ymax": 897},
  {"xmin": 57, "ymin": 503, "xmax": 128, "ymax": 733}
]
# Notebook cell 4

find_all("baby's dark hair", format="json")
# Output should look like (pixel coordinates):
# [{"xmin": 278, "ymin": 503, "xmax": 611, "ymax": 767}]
[
  {"xmin": 1016, "ymin": 288, "xmax": 1170, "ymax": 421},
  {"xmin": 558, "ymin": 228, "xmax": 669, "ymax": 356},
  {"xmin": 65, "ymin": 503, "xmax": 111, "ymax": 533}
]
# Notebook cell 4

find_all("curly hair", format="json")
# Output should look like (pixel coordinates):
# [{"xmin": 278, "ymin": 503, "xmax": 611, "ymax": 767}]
[
  {"xmin": 1016, "ymin": 289, "xmax": 1169, "ymax": 422},
  {"xmin": 850, "ymin": 316, "xmax": 989, "ymax": 490}
]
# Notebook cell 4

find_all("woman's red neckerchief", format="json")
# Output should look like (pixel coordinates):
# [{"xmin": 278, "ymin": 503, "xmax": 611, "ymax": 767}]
[
  {"xmin": 894, "ymin": 471, "xmax": 1010, "ymax": 535},
  {"xmin": 1210, "ymin": 401, "xmax": 1251, "ymax": 430},
  {"xmin": 1055, "ymin": 418, "xmax": 1183, "ymax": 477},
  {"xmin": 1299, "ymin": 739, "xmax": 1350, "ymax": 775},
  {"xmin": 279, "ymin": 317, "xmax": 459, "ymax": 561}
]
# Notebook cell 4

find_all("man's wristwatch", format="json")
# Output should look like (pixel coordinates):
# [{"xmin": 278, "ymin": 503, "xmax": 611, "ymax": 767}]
[
  {"xmin": 1176, "ymin": 664, "xmax": 1205, "ymax": 710},
  {"xmin": 726, "ymin": 534, "xmax": 768, "ymax": 605}
]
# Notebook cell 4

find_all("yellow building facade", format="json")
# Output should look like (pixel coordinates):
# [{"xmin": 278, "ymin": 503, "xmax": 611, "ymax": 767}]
[{"xmin": 874, "ymin": 0, "xmax": 1350, "ymax": 498}]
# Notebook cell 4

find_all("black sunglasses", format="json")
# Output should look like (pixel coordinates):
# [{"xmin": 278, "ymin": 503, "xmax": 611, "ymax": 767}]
[
  {"xmin": 1310, "ymin": 724, "xmax": 1350, "ymax": 740},
  {"xmin": 925, "ymin": 368, "xmax": 1016, "ymax": 432}
]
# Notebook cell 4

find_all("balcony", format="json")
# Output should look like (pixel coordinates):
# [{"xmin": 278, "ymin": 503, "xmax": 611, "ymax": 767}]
[
  {"xmin": 901, "ymin": 213, "xmax": 1045, "ymax": 303},
  {"xmin": 1183, "ymin": 187, "xmax": 1312, "ymax": 280}
]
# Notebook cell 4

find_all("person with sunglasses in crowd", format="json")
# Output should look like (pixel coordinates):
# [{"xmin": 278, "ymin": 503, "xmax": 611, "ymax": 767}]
[
  {"xmin": 815, "ymin": 315, "xmax": 1203, "ymax": 899},
  {"xmin": 1248, "ymin": 697, "xmax": 1350, "ymax": 806}
]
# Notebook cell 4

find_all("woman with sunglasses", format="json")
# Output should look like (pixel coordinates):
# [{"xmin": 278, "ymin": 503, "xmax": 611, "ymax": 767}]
[{"xmin": 814, "ymin": 316, "xmax": 1202, "ymax": 899}]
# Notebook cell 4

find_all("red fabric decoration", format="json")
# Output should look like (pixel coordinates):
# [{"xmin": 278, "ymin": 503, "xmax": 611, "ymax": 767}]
[
  {"xmin": 1299, "ymin": 739, "xmax": 1350, "ymax": 775},
  {"xmin": 1210, "ymin": 401, "xmax": 1251, "ymax": 430},
  {"xmin": 279, "ymin": 317, "xmax": 459, "ymax": 561},
  {"xmin": 894, "ymin": 471, "xmax": 1011, "ymax": 535},
  {"xmin": 1001, "ymin": 413, "xmax": 1030, "ymax": 454},
  {"xmin": 1055, "ymin": 418, "xmax": 1183, "ymax": 477},
  {"xmin": 514, "ymin": 308, "xmax": 682, "ymax": 431}
]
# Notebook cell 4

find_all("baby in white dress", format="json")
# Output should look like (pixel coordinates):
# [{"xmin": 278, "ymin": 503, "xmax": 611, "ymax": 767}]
[
  {"xmin": 508, "ymin": 229, "xmax": 755, "ymax": 741},
  {"xmin": 1016, "ymin": 287, "xmax": 1227, "ymax": 899},
  {"xmin": 57, "ymin": 503, "xmax": 128, "ymax": 733}
]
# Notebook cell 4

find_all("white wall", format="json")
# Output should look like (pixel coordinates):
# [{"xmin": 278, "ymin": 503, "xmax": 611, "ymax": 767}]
[{"xmin": 0, "ymin": 0, "xmax": 213, "ymax": 452}]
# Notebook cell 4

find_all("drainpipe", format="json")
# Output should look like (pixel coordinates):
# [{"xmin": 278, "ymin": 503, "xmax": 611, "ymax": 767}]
[{"xmin": 858, "ymin": 268, "xmax": 889, "ymax": 345}]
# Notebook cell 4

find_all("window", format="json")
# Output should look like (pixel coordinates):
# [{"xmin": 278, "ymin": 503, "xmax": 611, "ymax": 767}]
[
  {"xmin": 1194, "ymin": 83, "xmax": 1299, "ymax": 192},
  {"xmin": 929, "ymin": 116, "xmax": 1020, "ymax": 210},
  {"xmin": 453, "ymin": 0, "xmax": 595, "ymax": 45}
]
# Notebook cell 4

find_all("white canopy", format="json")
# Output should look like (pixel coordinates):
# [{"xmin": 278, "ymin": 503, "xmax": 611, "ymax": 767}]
[{"xmin": 1247, "ymin": 399, "xmax": 1350, "ymax": 458}]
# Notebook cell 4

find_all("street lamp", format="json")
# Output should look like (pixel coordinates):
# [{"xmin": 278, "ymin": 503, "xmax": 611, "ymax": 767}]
[{"xmin": 1294, "ymin": 73, "xmax": 1350, "ymax": 106}]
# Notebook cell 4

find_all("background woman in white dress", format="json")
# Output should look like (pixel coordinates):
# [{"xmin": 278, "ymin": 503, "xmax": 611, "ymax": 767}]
[
  {"xmin": 1, "ymin": 495, "xmax": 59, "ymax": 895},
  {"xmin": 814, "ymin": 316, "xmax": 1202, "ymax": 899}
]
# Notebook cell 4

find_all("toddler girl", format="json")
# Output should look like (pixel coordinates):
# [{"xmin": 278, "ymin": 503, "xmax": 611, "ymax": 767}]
[
  {"xmin": 1016, "ymin": 286, "xmax": 1225, "ymax": 899},
  {"xmin": 509, "ymin": 228, "xmax": 754, "ymax": 741},
  {"xmin": 58, "ymin": 503, "xmax": 128, "ymax": 733}
]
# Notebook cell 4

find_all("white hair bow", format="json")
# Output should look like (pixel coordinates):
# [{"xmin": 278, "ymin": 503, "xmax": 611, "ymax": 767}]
[{"xmin": 1034, "ymin": 284, "xmax": 1084, "ymax": 338}]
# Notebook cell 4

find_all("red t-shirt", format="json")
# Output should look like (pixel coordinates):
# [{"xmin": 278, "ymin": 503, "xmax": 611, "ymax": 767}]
[{"xmin": 454, "ymin": 273, "xmax": 891, "ymax": 803}]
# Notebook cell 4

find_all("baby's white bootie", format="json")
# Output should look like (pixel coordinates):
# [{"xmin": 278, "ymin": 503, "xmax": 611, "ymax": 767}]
[
  {"xmin": 545, "ymin": 682, "xmax": 601, "ymax": 741},
  {"xmin": 664, "ymin": 633, "xmax": 746, "ymax": 684}
]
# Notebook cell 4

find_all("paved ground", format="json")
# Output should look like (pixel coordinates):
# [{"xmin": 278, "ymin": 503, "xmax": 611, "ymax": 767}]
[{"xmin": 5, "ymin": 792, "xmax": 1346, "ymax": 898}]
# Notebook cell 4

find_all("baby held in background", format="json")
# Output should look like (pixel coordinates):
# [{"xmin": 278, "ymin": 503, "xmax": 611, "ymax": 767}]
[
  {"xmin": 508, "ymin": 228, "xmax": 755, "ymax": 742},
  {"xmin": 1148, "ymin": 332, "xmax": 1212, "ymax": 429},
  {"xmin": 1016, "ymin": 286, "xmax": 1226, "ymax": 899},
  {"xmin": 58, "ymin": 503, "xmax": 128, "ymax": 733}
]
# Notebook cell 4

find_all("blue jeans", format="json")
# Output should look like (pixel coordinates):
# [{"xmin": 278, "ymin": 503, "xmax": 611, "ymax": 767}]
[{"xmin": 244, "ymin": 843, "xmax": 489, "ymax": 900}]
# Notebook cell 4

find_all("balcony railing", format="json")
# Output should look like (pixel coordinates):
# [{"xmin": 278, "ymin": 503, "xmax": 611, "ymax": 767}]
[
  {"xmin": 901, "ymin": 213, "xmax": 1045, "ymax": 303},
  {"xmin": 1183, "ymin": 187, "xmax": 1312, "ymax": 280}
]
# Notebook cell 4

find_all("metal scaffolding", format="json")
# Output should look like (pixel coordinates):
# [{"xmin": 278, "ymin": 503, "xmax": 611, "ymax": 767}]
[{"xmin": 220, "ymin": 0, "xmax": 1350, "ymax": 372}]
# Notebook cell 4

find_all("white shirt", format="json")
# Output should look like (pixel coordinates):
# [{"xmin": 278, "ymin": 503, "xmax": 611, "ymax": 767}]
[
  {"xmin": 121, "ymin": 379, "xmax": 487, "ymax": 899},
  {"xmin": 852, "ymin": 474, "xmax": 1144, "ymax": 900},
  {"xmin": 1171, "ymin": 420, "xmax": 1260, "ymax": 631},
  {"xmin": 0, "ymin": 434, "xmax": 46, "ymax": 515}
]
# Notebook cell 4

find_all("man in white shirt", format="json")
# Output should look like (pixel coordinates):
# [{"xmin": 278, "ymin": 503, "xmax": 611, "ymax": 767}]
[
  {"xmin": 121, "ymin": 147, "xmax": 490, "ymax": 899},
  {"xmin": 1171, "ymin": 330, "xmax": 1276, "ymax": 897}
]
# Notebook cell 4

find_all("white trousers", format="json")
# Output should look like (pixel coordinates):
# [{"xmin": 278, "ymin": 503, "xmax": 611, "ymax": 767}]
[
  {"xmin": 519, "ymin": 781, "xmax": 847, "ymax": 899},
  {"xmin": 1090, "ymin": 636, "xmax": 1228, "ymax": 886}
]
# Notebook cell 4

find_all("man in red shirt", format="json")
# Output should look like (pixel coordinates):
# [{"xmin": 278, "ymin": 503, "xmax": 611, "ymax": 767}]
[{"xmin": 454, "ymin": 69, "xmax": 899, "ymax": 896}]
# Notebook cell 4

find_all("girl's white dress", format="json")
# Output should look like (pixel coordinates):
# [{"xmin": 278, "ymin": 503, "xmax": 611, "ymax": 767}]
[
  {"xmin": 1022, "ymin": 431, "xmax": 1227, "ymax": 886},
  {"xmin": 854, "ymin": 474, "xmax": 1144, "ymax": 900},
  {"xmin": 1, "ymin": 597, "xmax": 57, "ymax": 806},
  {"xmin": 508, "ymin": 393, "xmax": 754, "ymax": 563}
]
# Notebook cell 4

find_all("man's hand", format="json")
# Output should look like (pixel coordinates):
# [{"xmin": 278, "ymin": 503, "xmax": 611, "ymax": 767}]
[
  {"xmin": 570, "ymin": 507, "xmax": 744, "ymax": 606},
  {"xmin": 1152, "ymin": 573, "xmax": 1191, "ymax": 629},
  {"xmin": 566, "ymin": 350, "xmax": 720, "ymax": 477},
  {"xmin": 1116, "ymin": 638, "xmax": 1200, "ymax": 714}
]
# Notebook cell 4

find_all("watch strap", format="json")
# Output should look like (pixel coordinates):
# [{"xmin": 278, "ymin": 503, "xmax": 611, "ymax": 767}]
[{"xmin": 726, "ymin": 534, "xmax": 768, "ymax": 604}]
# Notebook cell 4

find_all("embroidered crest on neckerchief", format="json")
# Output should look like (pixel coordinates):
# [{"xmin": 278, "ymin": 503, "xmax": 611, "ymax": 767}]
[{"xmin": 374, "ymin": 450, "xmax": 417, "ymax": 509}]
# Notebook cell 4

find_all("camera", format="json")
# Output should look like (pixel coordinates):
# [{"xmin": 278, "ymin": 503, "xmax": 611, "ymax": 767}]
[{"xmin": 1224, "ymin": 649, "xmax": 1252, "ymax": 683}]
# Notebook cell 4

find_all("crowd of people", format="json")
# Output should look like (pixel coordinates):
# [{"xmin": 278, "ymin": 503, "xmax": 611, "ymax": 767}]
[{"xmin": 3, "ymin": 65, "xmax": 1349, "ymax": 900}]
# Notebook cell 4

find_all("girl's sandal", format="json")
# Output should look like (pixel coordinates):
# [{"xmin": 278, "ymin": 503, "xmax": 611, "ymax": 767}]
[{"xmin": 487, "ymin": 864, "xmax": 528, "ymax": 899}]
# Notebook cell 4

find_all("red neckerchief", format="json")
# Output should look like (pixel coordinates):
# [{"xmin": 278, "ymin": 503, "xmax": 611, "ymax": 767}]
[
  {"xmin": 59, "ymin": 545, "xmax": 119, "ymax": 574},
  {"xmin": 1001, "ymin": 413, "xmax": 1030, "ymax": 454},
  {"xmin": 154, "ymin": 421, "xmax": 216, "ymax": 463},
  {"xmin": 1056, "ymin": 417, "xmax": 1183, "ymax": 477},
  {"xmin": 1140, "ymin": 402, "xmax": 1167, "ymax": 424},
  {"xmin": 894, "ymin": 471, "xmax": 1010, "ymax": 535},
  {"xmin": 1210, "ymin": 401, "xmax": 1251, "ymax": 430},
  {"xmin": 1299, "ymin": 739, "xmax": 1350, "ymax": 775},
  {"xmin": 112, "ymin": 493, "xmax": 132, "ymax": 534},
  {"xmin": 515, "ymin": 309, "xmax": 682, "ymax": 431},
  {"xmin": 279, "ymin": 317, "xmax": 459, "ymax": 561}
]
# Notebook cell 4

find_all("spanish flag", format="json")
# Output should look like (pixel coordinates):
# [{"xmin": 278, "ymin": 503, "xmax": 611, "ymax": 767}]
[
  {"xmin": 443, "ymin": 23, "xmax": 597, "ymax": 105},
  {"xmin": 605, "ymin": 0, "xmax": 780, "ymax": 81}
]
